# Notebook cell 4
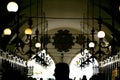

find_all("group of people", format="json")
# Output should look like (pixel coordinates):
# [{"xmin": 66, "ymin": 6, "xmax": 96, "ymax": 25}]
[
  {"xmin": 89, "ymin": 73, "xmax": 105, "ymax": 80},
  {"xmin": 54, "ymin": 62, "xmax": 105, "ymax": 80},
  {"xmin": 28, "ymin": 62, "xmax": 105, "ymax": 80}
]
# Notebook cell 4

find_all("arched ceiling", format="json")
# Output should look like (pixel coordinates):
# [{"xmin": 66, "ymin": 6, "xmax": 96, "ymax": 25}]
[{"xmin": 0, "ymin": 0, "xmax": 120, "ymax": 63}]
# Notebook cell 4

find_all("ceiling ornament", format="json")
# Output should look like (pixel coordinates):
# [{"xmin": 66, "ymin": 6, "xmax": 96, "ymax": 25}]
[{"xmin": 52, "ymin": 30, "xmax": 74, "ymax": 52}]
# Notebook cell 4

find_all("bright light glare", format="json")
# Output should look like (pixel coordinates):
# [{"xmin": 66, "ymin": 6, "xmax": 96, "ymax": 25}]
[
  {"xmin": 69, "ymin": 53, "xmax": 99, "ymax": 80},
  {"xmin": 4, "ymin": 28, "xmax": 11, "ymax": 35},
  {"xmin": 84, "ymin": 49, "xmax": 89, "ymax": 53},
  {"xmin": 35, "ymin": 42, "xmax": 41, "ymax": 48},
  {"xmin": 89, "ymin": 42, "xmax": 95, "ymax": 48},
  {"xmin": 27, "ymin": 54, "xmax": 55, "ymax": 80},
  {"xmin": 97, "ymin": 31, "xmax": 105, "ymax": 38},
  {"xmin": 25, "ymin": 28, "xmax": 32, "ymax": 35},
  {"xmin": 7, "ymin": 1, "xmax": 18, "ymax": 12}
]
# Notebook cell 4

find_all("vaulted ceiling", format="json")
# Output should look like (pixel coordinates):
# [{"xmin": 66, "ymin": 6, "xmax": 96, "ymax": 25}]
[{"xmin": 0, "ymin": 0, "xmax": 120, "ymax": 63}]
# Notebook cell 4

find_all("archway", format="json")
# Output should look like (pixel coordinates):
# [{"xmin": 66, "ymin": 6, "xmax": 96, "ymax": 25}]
[
  {"xmin": 27, "ymin": 51, "xmax": 55, "ymax": 80},
  {"xmin": 69, "ymin": 51, "xmax": 99, "ymax": 80}
]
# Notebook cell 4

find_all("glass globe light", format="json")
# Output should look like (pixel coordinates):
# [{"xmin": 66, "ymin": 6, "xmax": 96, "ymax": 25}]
[
  {"xmin": 42, "ymin": 49, "xmax": 46, "ymax": 53},
  {"xmin": 25, "ymin": 28, "xmax": 32, "ymax": 35},
  {"xmin": 89, "ymin": 42, "xmax": 95, "ymax": 48},
  {"xmin": 35, "ymin": 42, "xmax": 41, "ymax": 48},
  {"xmin": 97, "ymin": 31, "xmax": 105, "ymax": 38},
  {"xmin": 7, "ymin": 1, "xmax": 18, "ymax": 12},
  {"xmin": 4, "ymin": 28, "xmax": 11, "ymax": 35},
  {"xmin": 84, "ymin": 49, "xmax": 89, "ymax": 53}
]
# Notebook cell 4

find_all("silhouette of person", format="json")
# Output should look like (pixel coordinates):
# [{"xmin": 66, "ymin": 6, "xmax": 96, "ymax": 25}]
[
  {"xmin": 82, "ymin": 75, "xmax": 87, "ymax": 80},
  {"xmin": 40, "ymin": 78, "xmax": 43, "ymax": 80},
  {"xmin": 54, "ymin": 62, "xmax": 71, "ymax": 80},
  {"xmin": 89, "ymin": 73, "xmax": 105, "ymax": 80}
]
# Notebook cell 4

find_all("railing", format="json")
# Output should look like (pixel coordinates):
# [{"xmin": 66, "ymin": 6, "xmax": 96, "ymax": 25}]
[
  {"xmin": 99, "ymin": 52, "xmax": 120, "ymax": 80},
  {"xmin": 100, "ymin": 52, "xmax": 120, "ymax": 67},
  {"xmin": 0, "ymin": 49, "xmax": 27, "ymax": 67},
  {"xmin": 0, "ymin": 49, "xmax": 28, "ymax": 80}
]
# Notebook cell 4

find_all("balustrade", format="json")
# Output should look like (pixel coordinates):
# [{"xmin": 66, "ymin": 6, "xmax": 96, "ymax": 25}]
[
  {"xmin": 100, "ymin": 52, "xmax": 120, "ymax": 80},
  {"xmin": 0, "ymin": 49, "xmax": 28, "ymax": 80}
]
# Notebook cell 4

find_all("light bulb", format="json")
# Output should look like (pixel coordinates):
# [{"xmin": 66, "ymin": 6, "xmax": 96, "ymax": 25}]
[
  {"xmin": 4, "ymin": 28, "xmax": 11, "ymax": 35},
  {"xmin": 7, "ymin": 1, "xmax": 18, "ymax": 12},
  {"xmin": 35, "ymin": 42, "xmax": 41, "ymax": 48},
  {"xmin": 25, "ymin": 28, "xmax": 32, "ymax": 35},
  {"xmin": 97, "ymin": 31, "xmax": 105, "ymax": 38},
  {"xmin": 89, "ymin": 42, "xmax": 95, "ymax": 48}
]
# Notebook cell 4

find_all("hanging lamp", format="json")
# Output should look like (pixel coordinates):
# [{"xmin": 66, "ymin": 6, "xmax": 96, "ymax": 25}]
[
  {"xmin": 7, "ymin": 1, "xmax": 18, "ymax": 12},
  {"xmin": 3, "ymin": 28, "xmax": 12, "ymax": 35}
]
